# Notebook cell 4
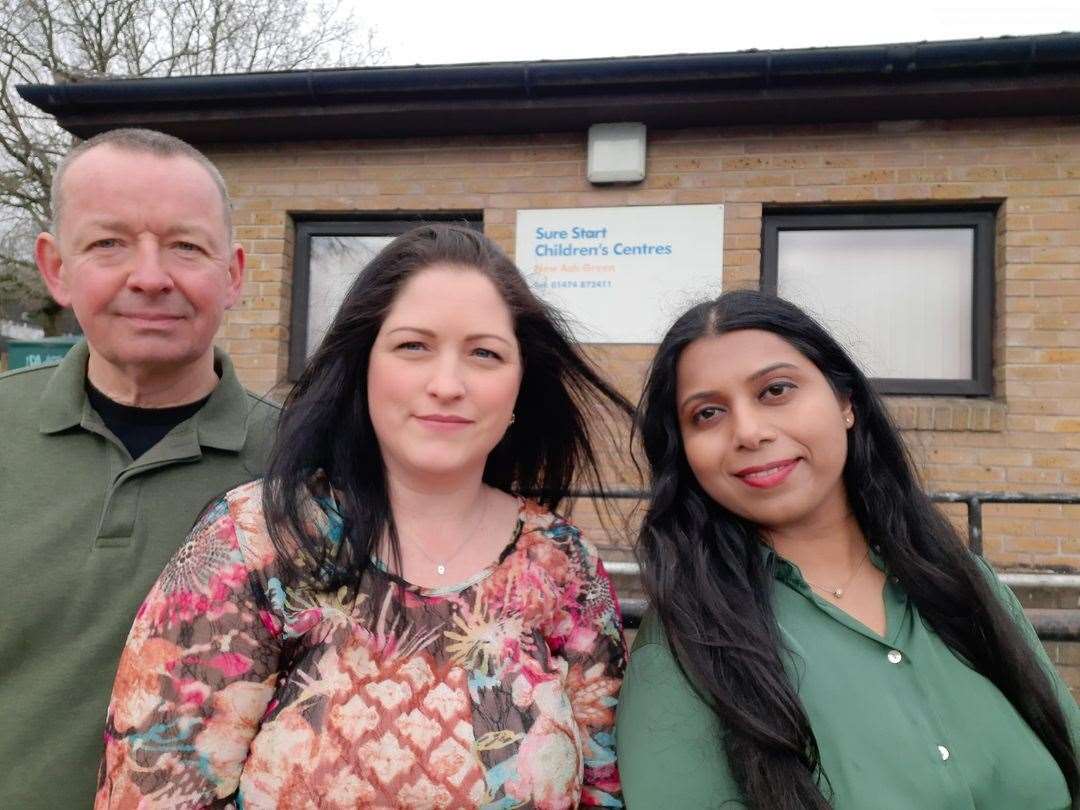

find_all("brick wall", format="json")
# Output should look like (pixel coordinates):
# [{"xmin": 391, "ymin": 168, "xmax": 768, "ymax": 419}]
[{"xmin": 206, "ymin": 116, "xmax": 1080, "ymax": 574}]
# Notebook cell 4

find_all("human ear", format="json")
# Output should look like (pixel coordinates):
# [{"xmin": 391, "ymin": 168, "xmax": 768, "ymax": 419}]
[
  {"xmin": 35, "ymin": 232, "xmax": 71, "ymax": 307},
  {"xmin": 223, "ymin": 243, "xmax": 246, "ymax": 309},
  {"xmin": 840, "ymin": 397, "xmax": 854, "ymax": 429}
]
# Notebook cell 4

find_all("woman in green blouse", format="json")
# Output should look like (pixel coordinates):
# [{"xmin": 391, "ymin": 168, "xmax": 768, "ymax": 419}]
[{"xmin": 616, "ymin": 290, "xmax": 1079, "ymax": 809}]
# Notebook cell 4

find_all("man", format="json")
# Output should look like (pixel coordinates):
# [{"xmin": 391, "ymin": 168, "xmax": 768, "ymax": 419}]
[{"xmin": 0, "ymin": 129, "xmax": 278, "ymax": 808}]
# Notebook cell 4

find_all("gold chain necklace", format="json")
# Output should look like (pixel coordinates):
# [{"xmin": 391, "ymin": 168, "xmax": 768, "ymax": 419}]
[
  {"xmin": 405, "ymin": 490, "xmax": 490, "ymax": 576},
  {"xmin": 803, "ymin": 547, "xmax": 870, "ymax": 599}
]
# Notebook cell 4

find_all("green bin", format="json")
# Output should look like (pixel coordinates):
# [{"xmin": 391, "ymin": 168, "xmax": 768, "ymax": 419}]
[{"xmin": 6, "ymin": 337, "xmax": 80, "ymax": 370}]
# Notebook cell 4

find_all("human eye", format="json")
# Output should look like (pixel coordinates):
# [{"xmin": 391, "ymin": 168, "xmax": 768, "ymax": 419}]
[
  {"xmin": 89, "ymin": 238, "xmax": 120, "ymax": 249},
  {"xmin": 760, "ymin": 380, "xmax": 797, "ymax": 401},
  {"xmin": 471, "ymin": 346, "xmax": 503, "ymax": 361},
  {"xmin": 172, "ymin": 240, "xmax": 208, "ymax": 255},
  {"xmin": 395, "ymin": 340, "xmax": 427, "ymax": 352},
  {"xmin": 691, "ymin": 405, "xmax": 724, "ymax": 425}
]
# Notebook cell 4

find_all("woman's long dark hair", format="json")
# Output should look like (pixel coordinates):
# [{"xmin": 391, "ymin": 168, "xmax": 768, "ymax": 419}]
[
  {"xmin": 636, "ymin": 289, "xmax": 1078, "ymax": 809},
  {"xmin": 264, "ymin": 223, "xmax": 633, "ymax": 595}
]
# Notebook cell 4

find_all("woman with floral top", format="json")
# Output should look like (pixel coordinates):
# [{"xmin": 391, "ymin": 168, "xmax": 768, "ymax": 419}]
[{"xmin": 96, "ymin": 224, "xmax": 632, "ymax": 809}]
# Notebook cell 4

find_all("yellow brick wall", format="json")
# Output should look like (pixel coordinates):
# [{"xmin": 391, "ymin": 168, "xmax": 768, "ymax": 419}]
[{"xmin": 205, "ymin": 116, "xmax": 1080, "ymax": 572}]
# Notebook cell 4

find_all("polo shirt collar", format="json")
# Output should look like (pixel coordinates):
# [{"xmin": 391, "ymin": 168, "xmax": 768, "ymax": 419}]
[
  {"xmin": 38, "ymin": 340, "xmax": 250, "ymax": 453},
  {"xmin": 38, "ymin": 339, "xmax": 90, "ymax": 434},
  {"xmin": 194, "ymin": 350, "xmax": 251, "ymax": 452}
]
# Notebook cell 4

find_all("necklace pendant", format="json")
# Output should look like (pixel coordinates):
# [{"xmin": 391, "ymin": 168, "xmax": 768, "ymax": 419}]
[
  {"xmin": 833, "ymin": 588, "xmax": 844, "ymax": 598},
  {"xmin": 436, "ymin": 564, "xmax": 446, "ymax": 576}
]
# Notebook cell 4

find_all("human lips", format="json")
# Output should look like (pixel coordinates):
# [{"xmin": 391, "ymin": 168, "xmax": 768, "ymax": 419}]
[
  {"xmin": 733, "ymin": 458, "xmax": 800, "ymax": 489},
  {"xmin": 118, "ymin": 311, "xmax": 184, "ymax": 324},
  {"xmin": 414, "ymin": 413, "xmax": 474, "ymax": 429}
]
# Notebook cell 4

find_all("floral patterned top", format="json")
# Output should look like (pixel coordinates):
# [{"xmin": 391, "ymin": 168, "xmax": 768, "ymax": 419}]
[{"xmin": 95, "ymin": 479, "xmax": 626, "ymax": 810}]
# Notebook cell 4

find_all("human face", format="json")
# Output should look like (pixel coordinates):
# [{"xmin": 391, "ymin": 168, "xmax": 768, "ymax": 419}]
[
  {"xmin": 676, "ymin": 329, "xmax": 854, "ymax": 535},
  {"xmin": 367, "ymin": 265, "xmax": 522, "ymax": 485},
  {"xmin": 35, "ymin": 144, "xmax": 244, "ymax": 384}
]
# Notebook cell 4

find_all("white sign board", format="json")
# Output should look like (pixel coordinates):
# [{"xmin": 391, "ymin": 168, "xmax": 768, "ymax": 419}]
[{"xmin": 515, "ymin": 205, "xmax": 724, "ymax": 343}]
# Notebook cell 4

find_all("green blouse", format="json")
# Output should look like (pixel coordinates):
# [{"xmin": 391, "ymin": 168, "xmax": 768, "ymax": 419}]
[{"xmin": 616, "ymin": 549, "xmax": 1079, "ymax": 809}]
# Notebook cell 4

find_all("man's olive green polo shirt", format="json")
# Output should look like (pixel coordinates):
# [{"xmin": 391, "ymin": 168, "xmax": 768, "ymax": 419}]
[
  {"xmin": 0, "ymin": 341, "xmax": 278, "ymax": 809},
  {"xmin": 617, "ymin": 549, "xmax": 1080, "ymax": 809}
]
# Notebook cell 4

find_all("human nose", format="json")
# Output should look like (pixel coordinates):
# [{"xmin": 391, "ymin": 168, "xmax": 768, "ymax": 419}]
[
  {"xmin": 730, "ymin": 404, "xmax": 775, "ymax": 450},
  {"xmin": 425, "ymin": 353, "xmax": 466, "ymax": 400},
  {"xmin": 125, "ymin": 240, "xmax": 174, "ymax": 295}
]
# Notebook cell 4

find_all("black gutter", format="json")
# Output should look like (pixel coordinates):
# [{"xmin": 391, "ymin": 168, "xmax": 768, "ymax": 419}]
[{"xmin": 17, "ymin": 33, "xmax": 1080, "ymax": 143}]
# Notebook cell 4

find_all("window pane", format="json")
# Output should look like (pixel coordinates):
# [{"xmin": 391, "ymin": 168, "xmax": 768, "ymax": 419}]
[
  {"xmin": 306, "ymin": 235, "xmax": 393, "ymax": 356},
  {"xmin": 777, "ymin": 228, "xmax": 974, "ymax": 380}
]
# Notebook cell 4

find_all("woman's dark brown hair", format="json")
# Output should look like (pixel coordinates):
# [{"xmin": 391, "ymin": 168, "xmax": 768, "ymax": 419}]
[
  {"xmin": 264, "ymin": 223, "xmax": 633, "ymax": 594},
  {"xmin": 636, "ymin": 289, "xmax": 1078, "ymax": 809}
]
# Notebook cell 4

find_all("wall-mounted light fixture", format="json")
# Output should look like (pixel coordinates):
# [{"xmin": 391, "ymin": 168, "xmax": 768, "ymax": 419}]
[{"xmin": 587, "ymin": 122, "xmax": 646, "ymax": 184}]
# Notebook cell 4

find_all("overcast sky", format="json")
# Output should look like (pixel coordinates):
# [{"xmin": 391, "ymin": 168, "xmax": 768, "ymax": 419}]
[{"xmin": 358, "ymin": 1, "xmax": 1079, "ymax": 66}]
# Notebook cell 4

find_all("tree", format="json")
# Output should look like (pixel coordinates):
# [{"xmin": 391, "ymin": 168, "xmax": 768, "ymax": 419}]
[{"xmin": 0, "ymin": 0, "xmax": 385, "ymax": 334}]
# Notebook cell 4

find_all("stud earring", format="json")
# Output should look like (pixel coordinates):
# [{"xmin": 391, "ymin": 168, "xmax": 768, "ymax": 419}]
[{"xmin": 509, "ymin": 413, "xmax": 516, "ymax": 426}]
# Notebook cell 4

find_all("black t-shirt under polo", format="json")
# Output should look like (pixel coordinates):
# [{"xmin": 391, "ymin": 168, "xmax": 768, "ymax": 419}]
[{"xmin": 86, "ymin": 382, "xmax": 211, "ymax": 460}]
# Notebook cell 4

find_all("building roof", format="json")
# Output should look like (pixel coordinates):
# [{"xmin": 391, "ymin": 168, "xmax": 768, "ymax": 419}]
[{"xmin": 17, "ymin": 33, "xmax": 1080, "ymax": 143}]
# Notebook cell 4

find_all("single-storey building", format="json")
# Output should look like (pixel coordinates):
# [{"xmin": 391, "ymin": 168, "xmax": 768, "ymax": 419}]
[{"xmin": 19, "ymin": 34, "xmax": 1080, "ymax": 678}]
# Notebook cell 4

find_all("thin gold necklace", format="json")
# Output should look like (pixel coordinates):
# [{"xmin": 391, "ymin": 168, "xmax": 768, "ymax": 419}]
[
  {"xmin": 405, "ymin": 490, "xmax": 490, "ymax": 576},
  {"xmin": 803, "ymin": 547, "xmax": 870, "ymax": 599}
]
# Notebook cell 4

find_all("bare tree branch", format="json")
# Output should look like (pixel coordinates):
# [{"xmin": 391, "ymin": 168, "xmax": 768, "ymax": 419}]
[{"xmin": 0, "ymin": 0, "xmax": 385, "ymax": 332}]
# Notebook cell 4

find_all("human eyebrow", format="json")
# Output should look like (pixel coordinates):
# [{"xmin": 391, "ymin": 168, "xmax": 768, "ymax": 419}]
[
  {"xmin": 465, "ymin": 333, "xmax": 514, "ymax": 347},
  {"xmin": 386, "ymin": 327, "xmax": 435, "ymax": 337},
  {"xmin": 384, "ymin": 328, "xmax": 513, "ymax": 347},
  {"xmin": 81, "ymin": 219, "xmax": 130, "ymax": 234},
  {"xmin": 79, "ymin": 221, "xmax": 216, "ymax": 245},
  {"xmin": 679, "ymin": 363, "xmax": 801, "ymax": 410},
  {"xmin": 162, "ymin": 224, "xmax": 217, "ymax": 244},
  {"xmin": 679, "ymin": 390, "xmax": 721, "ymax": 412},
  {"xmin": 747, "ymin": 362, "xmax": 799, "ymax": 383}
]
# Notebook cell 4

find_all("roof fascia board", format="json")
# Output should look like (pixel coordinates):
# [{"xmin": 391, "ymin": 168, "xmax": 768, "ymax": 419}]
[{"xmin": 16, "ymin": 33, "xmax": 1080, "ymax": 142}]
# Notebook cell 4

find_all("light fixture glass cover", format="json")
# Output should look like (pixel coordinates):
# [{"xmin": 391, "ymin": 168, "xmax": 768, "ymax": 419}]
[{"xmin": 587, "ymin": 122, "xmax": 646, "ymax": 183}]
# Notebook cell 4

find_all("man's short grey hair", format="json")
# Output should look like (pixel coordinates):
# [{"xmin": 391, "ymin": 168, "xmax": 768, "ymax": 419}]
[{"xmin": 50, "ymin": 128, "xmax": 233, "ymax": 238}]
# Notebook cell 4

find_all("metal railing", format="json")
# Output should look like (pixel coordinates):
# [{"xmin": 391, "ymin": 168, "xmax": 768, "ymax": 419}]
[
  {"xmin": 582, "ymin": 489, "xmax": 1080, "ymax": 640},
  {"xmin": 929, "ymin": 491, "xmax": 1080, "ymax": 556}
]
